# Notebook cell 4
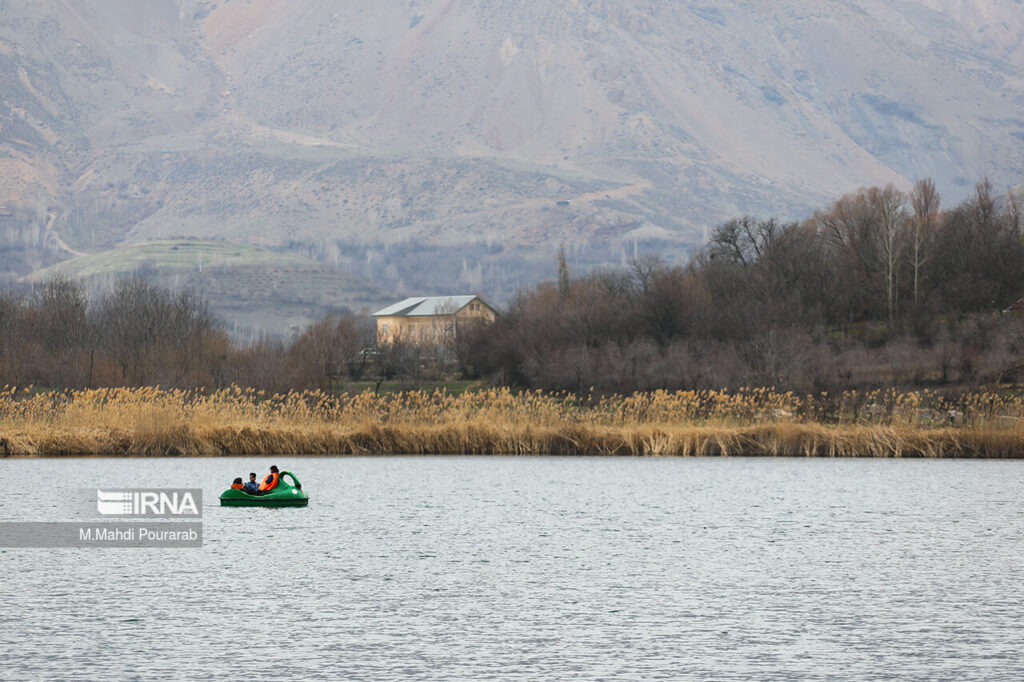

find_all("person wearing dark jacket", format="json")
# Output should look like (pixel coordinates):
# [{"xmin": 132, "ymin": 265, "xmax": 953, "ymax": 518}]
[{"xmin": 243, "ymin": 472, "xmax": 260, "ymax": 494}]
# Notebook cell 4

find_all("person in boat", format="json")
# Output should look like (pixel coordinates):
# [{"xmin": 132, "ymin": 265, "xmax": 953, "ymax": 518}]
[
  {"xmin": 230, "ymin": 477, "xmax": 245, "ymax": 490},
  {"xmin": 258, "ymin": 465, "xmax": 281, "ymax": 495},
  {"xmin": 243, "ymin": 472, "xmax": 260, "ymax": 494}
]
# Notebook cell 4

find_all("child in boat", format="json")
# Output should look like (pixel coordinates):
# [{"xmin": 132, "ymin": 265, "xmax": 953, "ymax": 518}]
[{"xmin": 230, "ymin": 477, "xmax": 245, "ymax": 490}]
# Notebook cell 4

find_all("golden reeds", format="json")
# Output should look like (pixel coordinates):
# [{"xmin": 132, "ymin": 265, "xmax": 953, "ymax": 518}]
[{"xmin": 0, "ymin": 385, "xmax": 1023, "ymax": 457}]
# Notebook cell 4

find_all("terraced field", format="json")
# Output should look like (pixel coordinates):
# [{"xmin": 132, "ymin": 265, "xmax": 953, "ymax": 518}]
[{"xmin": 26, "ymin": 240, "xmax": 392, "ymax": 338}]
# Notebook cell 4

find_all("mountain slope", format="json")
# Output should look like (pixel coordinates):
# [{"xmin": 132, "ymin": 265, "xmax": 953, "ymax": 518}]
[{"xmin": 0, "ymin": 0, "xmax": 1022, "ymax": 326}]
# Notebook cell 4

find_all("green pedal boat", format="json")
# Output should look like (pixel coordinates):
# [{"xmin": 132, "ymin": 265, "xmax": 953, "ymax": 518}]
[{"xmin": 219, "ymin": 471, "xmax": 309, "ymax": 507}]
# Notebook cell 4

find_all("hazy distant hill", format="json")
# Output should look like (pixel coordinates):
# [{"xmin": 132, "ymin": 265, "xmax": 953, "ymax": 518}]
[{"xmin": 1, "ymin": 0, "xmax": 1022, "ymax": 333}]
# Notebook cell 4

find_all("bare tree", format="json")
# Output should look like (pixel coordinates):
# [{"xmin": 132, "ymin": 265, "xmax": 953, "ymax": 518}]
[
  {"xmin": 557, "ymin": 244, "xmax": 570, "ymax": 298},
  {"xmin": 29, "ymin": 276, "xmax": 88, "ymax": 388},
  {"xmin": 866, "ymin": 185, "xmax": 907, "ymax": 321},
  {"xmin": 708, "ymin": 216, "xmax": 782, "ymax": 267},
  {"xmin": 287, "ymin": 312, "xmax": 373, "ymax": 391},
  {"xmin": 1007, "ymin": 190, "xmax": 1022, "ymax": 236},
  {"xmin": 628, "ymin": 254, "xmax": 664, "ymax": 296},
  {"xmin": 96, "ymin": 276, "xmax": 219, "ymax": 386},
  {"xmin": 908, "ymin": 178, "xmax": 941, "ymax": 310}
]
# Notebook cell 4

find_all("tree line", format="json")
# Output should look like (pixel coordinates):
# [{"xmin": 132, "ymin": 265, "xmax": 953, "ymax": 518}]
[
  {"xmin": 5, "ymin": 177, "xmax": 1023, "ymax": 395},
  {"xmin": 461, "ymin": 179, "xmax": 1024, "ymax": 393},
  {"xmin": 0, "ymin": 276, "xmax": 380, "ymax": 393}
]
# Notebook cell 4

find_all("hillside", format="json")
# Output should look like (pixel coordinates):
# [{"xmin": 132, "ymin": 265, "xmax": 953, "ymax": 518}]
[
  {"xmin": 1, "ymin": 0, "xmax": 1023, "ymax": 332},
  {"xmin": 25, "ymin": 240, "xmax": 392, "ymax": 338}
]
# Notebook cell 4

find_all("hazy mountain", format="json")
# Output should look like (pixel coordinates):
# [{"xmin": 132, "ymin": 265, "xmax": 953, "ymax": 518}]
[{"xmin": 1, "ymin": 0, "xmax": 1022, "ymax": 332}]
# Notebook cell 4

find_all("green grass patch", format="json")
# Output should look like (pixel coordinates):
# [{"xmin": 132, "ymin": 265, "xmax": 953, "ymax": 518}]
[{"xmin": 26, "ymin": 240, "xmax": 310, "ymax": 281}]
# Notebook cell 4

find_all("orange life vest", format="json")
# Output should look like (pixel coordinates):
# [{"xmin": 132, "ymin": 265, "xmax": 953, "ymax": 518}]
[
  {"xmin": 230, "ymin": 482, "xmax": 244, "ymax": 490},
  {"xmin": 259, "ymin": 472, "xmax": 280, "ymax": 491}
]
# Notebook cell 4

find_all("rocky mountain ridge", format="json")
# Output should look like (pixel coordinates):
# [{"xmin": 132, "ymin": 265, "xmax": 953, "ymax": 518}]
[{"xmin": 1, "ymin": 0, "xmax": 1022, "ymax": 333}]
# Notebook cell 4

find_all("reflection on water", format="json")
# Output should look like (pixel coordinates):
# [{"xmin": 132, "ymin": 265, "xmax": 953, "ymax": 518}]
[{"xmin": 2, "ymin": 457, "xmax": 1023, "ymax": 680}]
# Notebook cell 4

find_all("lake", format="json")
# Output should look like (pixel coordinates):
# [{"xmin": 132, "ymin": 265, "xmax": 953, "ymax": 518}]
[{"xmin": 2, "ymin": 457, "xmax": 1023, "ymax": 680}]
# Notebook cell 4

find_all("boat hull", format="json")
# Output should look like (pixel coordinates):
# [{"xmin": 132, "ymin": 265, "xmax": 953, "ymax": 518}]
[
  {"xmin": 219, "ymin": 491, "xmax": 308, "ymax": 507},
  {"xmin": 219, "ymin": 471, "xmax": 309, "ymax": 507}
]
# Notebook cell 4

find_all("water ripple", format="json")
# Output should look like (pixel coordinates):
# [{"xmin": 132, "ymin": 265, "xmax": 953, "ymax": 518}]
[{"xmin": 2, "ymin": 457, "xmax": 1023, "ymax": 680}]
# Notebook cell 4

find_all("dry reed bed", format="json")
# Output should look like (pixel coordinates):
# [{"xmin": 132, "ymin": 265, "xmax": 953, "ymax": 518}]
[{"xmin": 1, "ymin": 386, "xmax": 1023, "ymax": 457}]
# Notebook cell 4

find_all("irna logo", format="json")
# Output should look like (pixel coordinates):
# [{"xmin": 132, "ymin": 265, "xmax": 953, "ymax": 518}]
[{"xmin": 96, "ymin": 489, "xmax": 201, "ymax": 517}]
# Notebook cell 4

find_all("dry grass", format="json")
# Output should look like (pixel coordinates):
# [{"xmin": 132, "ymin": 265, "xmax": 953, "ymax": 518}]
[{"xmin": 1, "ymin": 386, "xmax": 1023, "ymax": 457}]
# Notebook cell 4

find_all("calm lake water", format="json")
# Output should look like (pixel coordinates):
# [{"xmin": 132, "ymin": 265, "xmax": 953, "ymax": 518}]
[{"xmin": 2, "ymin": 457, "xmax": 1023, "ymax": 680}]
